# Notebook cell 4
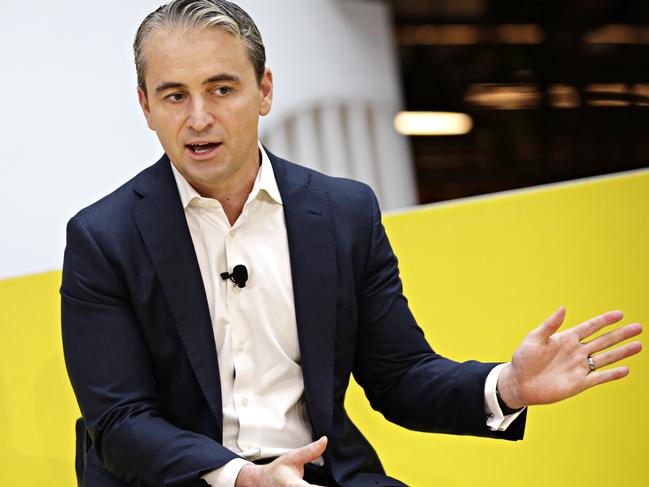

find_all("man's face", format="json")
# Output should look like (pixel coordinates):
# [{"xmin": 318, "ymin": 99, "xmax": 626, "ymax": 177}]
[{"xmin": 138, "ymin": 27, "xmax": 272, "ymax": 193}]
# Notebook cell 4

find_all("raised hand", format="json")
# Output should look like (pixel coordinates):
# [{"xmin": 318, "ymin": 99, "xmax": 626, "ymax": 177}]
[
  {"xmin": 235, "ymin": 436, "xmax": 328, "ymax": 487},
  {"xmin": 497, "ymin": 307, "xmax": 642, "ymax": 409}
]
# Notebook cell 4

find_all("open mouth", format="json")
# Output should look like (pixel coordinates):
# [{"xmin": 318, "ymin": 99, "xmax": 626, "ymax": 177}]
[{"xmin": 187, "ymin": 142, "xmax": 221, "ymax": 154}]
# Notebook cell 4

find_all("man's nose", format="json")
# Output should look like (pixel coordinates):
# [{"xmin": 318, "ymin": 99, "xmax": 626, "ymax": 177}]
[{"xmin": 187, "ymin": 100, "xmax": 214, "ymax": 132}]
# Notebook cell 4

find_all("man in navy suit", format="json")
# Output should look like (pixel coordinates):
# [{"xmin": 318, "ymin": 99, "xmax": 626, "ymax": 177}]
[{"xmin": 61, "ymin": 1, "xmax": 642, "ymax": 486}]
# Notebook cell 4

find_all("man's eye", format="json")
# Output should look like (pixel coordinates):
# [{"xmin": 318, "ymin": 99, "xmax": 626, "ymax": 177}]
[
  {"xmin": 166, "ymin": 93, "xmax": 185, "ymax": 103},
  {"xmin": 215, "ymin": 86, "xmax": 232, "ymax": 96}
]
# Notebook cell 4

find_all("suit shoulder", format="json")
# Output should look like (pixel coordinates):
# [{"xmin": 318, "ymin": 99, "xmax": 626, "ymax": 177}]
[
  {"xmin": 313, "ymin": 170, "xmax": 373, "ymax": 197},
  {"xmin": 277, "ymin": 156, "xmax": 376, "ymax": 207},
  {"xmin": 316, "ymin": 173, "xmax": 377, "ymax": 221},
  {"xmin": 270, "ymin": 154, "xmax": 379, "ymax": 231},
  {"xmin": 67, "ymin": 158, "xmax": 166, "ymax": 234}
]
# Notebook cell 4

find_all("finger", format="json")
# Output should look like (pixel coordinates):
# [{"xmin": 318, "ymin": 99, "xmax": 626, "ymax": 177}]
[
  {"xmin": 573, "ymin": 310, "xmax": 623, "ymax": 341},
  {"xmin": 281, "ymin": 436, "xmax": 328, "ymax": 467},
  {"xmin": 583, "ymin": 323, "xmax": 643, "ymax": 354},
  {"xmin": 272, "ymin": 477, "xmax": 322, "ymax": 487},
  {"xmin": 589, "ymin": 341, "xmax": 642, "ymax": 369},
  {"xmin": 293, "ymin": 481, "xmax": 323, "ymax": 487},
  {"xmin": 529, "ymin": 306, "xmax": 566, "ymax": 342},
  {"xmin": 584, "ymin": 365, "xmax": 630, "ymax": 389}
]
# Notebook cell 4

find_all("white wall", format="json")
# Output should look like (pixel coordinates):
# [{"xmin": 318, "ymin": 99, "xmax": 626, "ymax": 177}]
[{"xmin": 0, "ymin": 0, "xmax": 414, "ymax": 279}]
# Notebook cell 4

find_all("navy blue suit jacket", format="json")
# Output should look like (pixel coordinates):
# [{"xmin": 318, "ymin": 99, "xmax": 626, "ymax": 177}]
[{"xmin": 61, "ymin": 151, "xmax": 525, "ymax": 486}]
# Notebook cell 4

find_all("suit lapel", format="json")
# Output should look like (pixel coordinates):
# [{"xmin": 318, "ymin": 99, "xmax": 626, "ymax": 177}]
[
  {"xmin": 131, "ymin": 157, "xmax": 224, "ymax": 437},
  {"xmin": 270, "ymin": 153, "xmax": 337, "ymax": 439},
  {"xmin": 128, "ymin": 152, "xmax": 337, "ymax": 442}
]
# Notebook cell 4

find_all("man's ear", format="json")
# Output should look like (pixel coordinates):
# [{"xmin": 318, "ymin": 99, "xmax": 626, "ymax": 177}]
[
  {"xmin": 137, "ymin": 86, "xmax": 155, "ymax": 130},
  {"xmin": 259, "ymin": 68, "xmax": 273, "ymax": 117}
]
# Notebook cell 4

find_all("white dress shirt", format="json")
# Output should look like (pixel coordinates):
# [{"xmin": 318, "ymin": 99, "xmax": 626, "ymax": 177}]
[
  {"xmin": 171, "ymin": 148, "xmax": 318, "ymax": 485},
  {"xmin": 170, "ymin": 145, "xmax": 523, "ymax": 487}
]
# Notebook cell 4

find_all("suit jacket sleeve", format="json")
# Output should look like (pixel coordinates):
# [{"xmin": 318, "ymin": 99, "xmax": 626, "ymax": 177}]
[
  {"xmin": 351, "ymin": 185, "xmax": 525, "ymax": 440},
  {"xmin": 61, "ymin": 214, "xmax": 239, "ymax": 486}
]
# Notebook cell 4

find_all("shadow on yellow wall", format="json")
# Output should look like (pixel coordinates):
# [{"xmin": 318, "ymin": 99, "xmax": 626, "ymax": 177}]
[{"xmin": 1, "ymin": 169, "xmax": 647, "ymax": 485}]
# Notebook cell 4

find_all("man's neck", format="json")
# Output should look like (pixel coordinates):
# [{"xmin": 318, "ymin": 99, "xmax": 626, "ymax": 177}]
[{"xmin": 216, "ymin": 185, "xmax": 254, "ymax": 226}]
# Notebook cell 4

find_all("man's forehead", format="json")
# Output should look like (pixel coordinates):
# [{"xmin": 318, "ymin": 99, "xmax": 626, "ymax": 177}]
[
  {"xmin": 144, "ymin": 25, "xmax": 243, "ymax": 53},
  {"xmin": 142, "ymin": 26, "xmax": 250, "ymax": 82},
  {"xmin": 144, "ymin": 27, "xmax": 247, "ymax": 69}
]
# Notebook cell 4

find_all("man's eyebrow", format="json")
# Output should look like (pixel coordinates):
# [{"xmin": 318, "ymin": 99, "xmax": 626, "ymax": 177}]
[
  {"xmin": 203, "ymin": 73, "xmax": 242, "ymax": 85},
  {"xmin": 155, "ymin": 81, "xmax": 186, "ymax": 94},
  {"xmin": 154, "ymin": 74, "xmax": 242, "ymax": 95}
]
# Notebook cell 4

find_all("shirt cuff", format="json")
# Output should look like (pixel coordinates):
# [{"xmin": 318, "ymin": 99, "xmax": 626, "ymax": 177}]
[
  {"xmin": 484, "ymin": 363, "xmax": 526, "ymax": 431},
  {"xmin": 201, "ymin": 458, "xmax": 252, "ymax": 487}
]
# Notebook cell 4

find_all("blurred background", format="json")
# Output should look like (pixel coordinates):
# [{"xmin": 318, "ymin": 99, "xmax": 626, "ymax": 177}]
[
  {"xmin": 2, "ymin": 0, "xmax": 648, "ymax": 278},
  {"xmin": 0, "ymin": 1, "xmax": 647, "ymax": 485},
  {"xmin": 390, "ymin": 0, "xmax": 649, "ymax": 202}
]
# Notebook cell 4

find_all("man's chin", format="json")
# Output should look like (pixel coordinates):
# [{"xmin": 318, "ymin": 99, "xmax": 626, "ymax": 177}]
[{"xmin": 182, "ymin": 165, "xmax": 231, "ymax": 192}]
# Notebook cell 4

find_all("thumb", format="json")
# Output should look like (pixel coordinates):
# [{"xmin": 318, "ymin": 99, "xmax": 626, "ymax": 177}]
[
  {"xmin": 283, "ymin": 436, "xmax": 328, "ymax": 467},
  {"xmin": 529, "ymin": 306, "xmax": 566, "ymax": 342}
]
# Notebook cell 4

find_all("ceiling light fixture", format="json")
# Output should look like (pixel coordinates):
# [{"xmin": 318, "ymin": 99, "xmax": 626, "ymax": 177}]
[{"xmin": 394, "ymin": 111, "xmax": 474, "ymax": 136}]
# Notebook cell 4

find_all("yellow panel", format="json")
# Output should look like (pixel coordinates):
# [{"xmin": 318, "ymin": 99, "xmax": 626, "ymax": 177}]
[
  {"xmin": 0, "ymin": 271, "xmax": 79, "ymax": 485},
  {"xmin": 1, "ymin": 169, "xmax": 647, "ymax": 486},
  {"xmin": 345, "ymin": 169, "xmax": 649, "ymax": 486}
]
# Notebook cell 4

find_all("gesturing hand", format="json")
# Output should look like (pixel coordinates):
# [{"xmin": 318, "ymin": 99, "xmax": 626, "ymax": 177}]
[
  {"xmin": 497, "ymin": 307, "xmax": 643, "ymax": 409},
  {"xmin": 235, "ymin": 436, "xmax": 328, "ymax": 487}
]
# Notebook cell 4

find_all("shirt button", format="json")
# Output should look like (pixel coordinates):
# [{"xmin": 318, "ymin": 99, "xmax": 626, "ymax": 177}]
[
  {"xmin": 236, "ymin": 342, "xmax": 244, "ymax": 352},
  {"xmin": 241, "ymin": 397, "xmax": 249, "ymax": 407}
]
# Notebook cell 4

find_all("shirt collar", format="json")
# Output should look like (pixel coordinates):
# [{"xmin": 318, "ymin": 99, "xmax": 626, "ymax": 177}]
[
  {"xmin": 254, "ymin": 144, "xmax": 283, "ymax": 205},
  {"xmin": 170, "ymin": 143, "xmax": 283, "ymax": 210}
]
